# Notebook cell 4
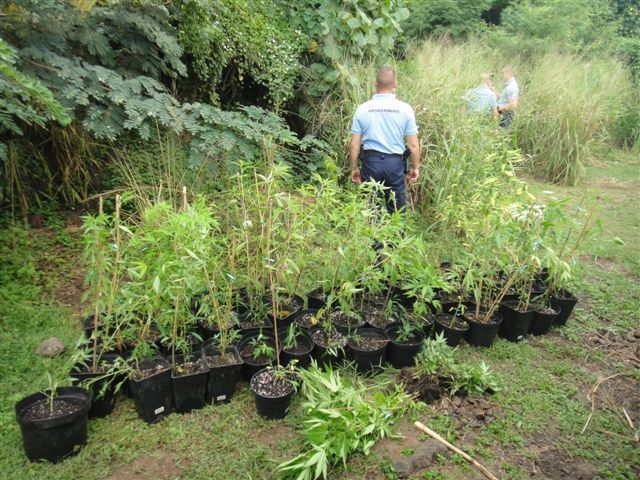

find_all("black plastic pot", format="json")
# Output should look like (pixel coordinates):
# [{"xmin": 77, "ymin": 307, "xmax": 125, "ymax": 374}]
[
  {"xmin": 550, "ymin": 290, "xmax": 578, "ymax": 326},
  {"xmin": 416, "ymin": 314, "xmax": 435, "ymax": 338},
  {"xmin": 308, "ymin": 326, "xmax": 348, "ymax": 366},
  {"xmin": 331, "ymin": 310, "xmax": 366, "ymax": 335},
  {"xmin": 203, "ymin": 345, "xmax": 243, "ymax": 404},
  {"xmin": 70, "ymin": 354, "xmax": 117, "ymax": 418},
  {"xmin": 198, "ymin": 314, "xmax": 240, "ymax": 341},
  {"xmin": 529, "ymin": 306, "xmax": 559, "ymax": 335},
  {"xmin": 171, "ymin": 351, "xmax": 209, "ymax": 413},
  {"xmin": 434, "ymin": 314, "xmax": 468, "ymax": 347},
  {"xmin": 250, "ymin": 368, "xmax": 295, "ymax": 420},
  {"xmin": 129, "ymin": 356, "xmax": 173, "ymax": 424},
  {"xmin": 348, "ymin": 328, "xmax": 388, "ymax": 374},
  {"xmin": 281, "ymin": 328, "xmax": 314, "ymax": 368},
  {"xmin": 498, "ymin": 302, "xmax": 534, "ymax": 342},
  {"xmin": 237, "ymin": 331, "xmax": 280, "ymax": 381},
  {"xmin": 307, "ymin": 288, "xmax": 330, "ymax": 309},
  {"xmin": 384, "ymin": 322, "xmax": 425, "ymax": 368},
  {"xmin": 15, "ymin": 386, "xmax": 92, "ymax": 463},
  {"xmin": 464, "ymin": 308, "xmax": 503, "ymax": 348},
  {"xmin": 81, "ymin": 314, "xmax": 105, "ymax": 339}
]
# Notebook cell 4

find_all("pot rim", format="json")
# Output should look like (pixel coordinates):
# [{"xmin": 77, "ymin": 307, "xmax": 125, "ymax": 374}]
[{"xmin": 15, "ymin": 386, "xmax": 92, "ymax": 429}]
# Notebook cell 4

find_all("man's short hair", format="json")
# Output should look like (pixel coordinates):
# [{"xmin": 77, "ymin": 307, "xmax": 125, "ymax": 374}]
[
  {"xmin": 502, "ymin": 66, "xmax": 514, "ymax": 75},
  {"xmin": 375, "ymin": 66, "xmax": 396, "ymax": 89}
]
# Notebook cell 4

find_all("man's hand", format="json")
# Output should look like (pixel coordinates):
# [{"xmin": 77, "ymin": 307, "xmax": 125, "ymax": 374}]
[
  {"xmin": 351, "ymin": 168, "xmax": 362, "ymax": 184},
  {"xmin": 407, "ymin": 167, "xmax": 419, "ymax": 184}
]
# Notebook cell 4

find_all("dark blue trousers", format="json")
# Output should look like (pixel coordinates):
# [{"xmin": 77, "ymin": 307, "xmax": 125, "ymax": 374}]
[{"xmin": 361, "ymin": 151, "xmax": 407, "ymax": 214}]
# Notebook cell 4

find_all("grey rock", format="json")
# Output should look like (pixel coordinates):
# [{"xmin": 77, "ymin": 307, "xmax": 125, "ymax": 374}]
[{"xmin": 36, "ymin": 337, "xmax": 65, "ymax": 357}]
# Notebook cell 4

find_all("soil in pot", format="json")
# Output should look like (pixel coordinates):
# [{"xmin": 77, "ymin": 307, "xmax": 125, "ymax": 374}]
[
  {"xmin": 171, "ymin": 352, "xmax": 209, "ymax": 413},
  {"xmin": 498, "ymin": 301, "xmax": 534, "ymax": 343},
  {"xmin": 293, "ymin": 309, "xmax": 321, "ymax": 329},
  {"xmin": 347, "ymin": 328, "xmax": 388, "ymax": 374},
  {"xmin": 70, "ymin": 354, "xmax": 117, "ymax": 418},
  {"xmin": 204, "ymin": 345, "xmax": 243, "ymax": 404},
  {"xmin": 237, "ymin": 332, "xmax": 279, "ymax": 382},
  {"xmin": 250, "ymin": 367, "xmax": 295, "ymax": 420},
  {"xmin": 281, "ymin": 328, "xmax": 314, "ymax": 368},
  {"xmin": 463, "ymin": 309, "xmax": 503, "ymax": 348},
  {"xmin": 384, "ymin": 322, "xmax": 425, "ymax": 369},
  {"xmin": 331, "ymin": 310, "xmax": 365, "ymax": 334},
  {"xmin": 15, "ymin": 386, "xmax": 92, "ymax": 463},
  {"xmin": 309, "ymin": 326, "xmax": 347, "ymax": 365},
  {"xmin": 363, "ymin": 303, "xmax": 394, "ymax": 329},
  {"xmin": 238, "ymin": 315, "xmax": 273, "ymax": 334},
  {"xmin": 529, "ymin": 303, "xmax": 559, "ymax": 335},
  {"xmin": 550, "ymin": 290, "xmax": 578, "ymax": 326},
  {"xmin": 129, "ymin": 356, "xmax": 173, "ymax": 424},
  {"xmin": 434, "ymin": 313, "xmax": 468, "ymax": 347}
]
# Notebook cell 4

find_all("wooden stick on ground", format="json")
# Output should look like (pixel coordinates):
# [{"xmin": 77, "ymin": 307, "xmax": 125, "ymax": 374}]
[
  {"xmin": 414, "ymin": 421, "xmax": 499, "ymax": 480},
  {"xmin": 622, "ymin": 408, "xmax": 639, "ymax": 442}
]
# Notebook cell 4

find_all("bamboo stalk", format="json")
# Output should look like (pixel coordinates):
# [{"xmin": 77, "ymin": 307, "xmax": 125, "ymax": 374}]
[
  {"xmin": 92, "ymin": 196, "xmax": 104, "ymax": 372},
  {"xmin": 414, "ymin": 421, "xmax": 499, "ymax": 480}
]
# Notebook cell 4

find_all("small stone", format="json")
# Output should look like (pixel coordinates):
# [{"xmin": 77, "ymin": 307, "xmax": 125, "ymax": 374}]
[
  {"xmin": 452, "ymin": 395, "xmax": 462, "ymax": 407},
  {"xmin": 484, "ymin": 415, "xmax": 494, "ymax": 424},
  {"xmin": 633, "ymin": 331, "xmax": 640, "ymax": 339},
  {"xmin": 36, "ymin": 337, "xmax": 65, "ymax": 357}
]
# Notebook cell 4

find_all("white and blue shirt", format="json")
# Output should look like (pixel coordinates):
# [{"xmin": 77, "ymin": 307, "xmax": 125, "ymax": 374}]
[
  {"xmin": 465, "ymin": 84, "xmax": 497, "ymax": 115},
  {"xmin": 498, "ymin": 77, "xmax": 519, "ymax": 108},
  {"xmin": 351, "ymin": 93, "xmax": 418, "ymax": 155}
]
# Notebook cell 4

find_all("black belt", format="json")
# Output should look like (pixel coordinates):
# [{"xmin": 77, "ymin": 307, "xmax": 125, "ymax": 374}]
[{"xmin": 362, "ymin": 149, "xmax": 403, "ymax": 156}]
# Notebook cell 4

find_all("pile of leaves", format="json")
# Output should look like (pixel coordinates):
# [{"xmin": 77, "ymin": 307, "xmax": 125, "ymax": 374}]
[{"xmin": 278, "ymin": 362, "xmax": 413, "ymax": 479}]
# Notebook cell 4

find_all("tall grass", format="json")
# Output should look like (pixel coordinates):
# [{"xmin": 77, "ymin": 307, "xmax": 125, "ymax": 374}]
[
  {"xmin": 304, "ymin": 37, "xmax": 637, "ymax": 190},
  {"xmin": 517, "ymin": 52, "xmax": 633, "ymax": 185}
]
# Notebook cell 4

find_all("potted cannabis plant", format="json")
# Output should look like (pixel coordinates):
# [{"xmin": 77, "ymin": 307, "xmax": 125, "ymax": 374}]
[
  {"xmin": 15, "ymin": 373, "xmax": 92, "ymax": 463},
  {"xmin": 281, "ymin": 323, "xmax": 314, "ymax": 368},
  {"xmin": 384, "ymin": 316, "xmax": 425, "ymax": 368},
  {"xmin": 347, "ymin": 327, "xmax": 389, "ymax": 374},
  {"xmin": 239, "ymin": 160, "xmax": 301, "ymax": 419},
  {"xmin": 72, "ymin": 195, "xmax": 121, "ymax": 418}
]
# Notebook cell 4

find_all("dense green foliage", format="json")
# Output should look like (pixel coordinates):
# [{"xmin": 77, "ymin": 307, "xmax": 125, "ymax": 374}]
[
  {"xmin": 402, "ymin": 0, "xmax": 493, "ymax": 39},
  {"xmin": 0, "ymin": 39, "xmax": 70, "ymax": 157},
  {"xmin": 176, "ymin": 0, "xmax": 304, "ymax": 107},
  {"xmin": 0, "ymin": 0, "xmax": 637, "ymax": 213}
]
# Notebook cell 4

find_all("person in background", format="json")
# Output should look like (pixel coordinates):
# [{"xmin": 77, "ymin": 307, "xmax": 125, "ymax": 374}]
[
  {"xmin": 349, "ymin": 66, "xmax": 420, "ymax": 214},
  {"xmin": 464, "ymin": 73, "xmax": 499, "ymax": 121},
  {"xmin": 497, "ymin": 66, "xmax": 519, "ymax": 128}
]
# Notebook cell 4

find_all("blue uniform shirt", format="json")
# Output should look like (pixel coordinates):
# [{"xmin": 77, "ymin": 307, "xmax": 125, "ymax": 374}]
[
  {"xmin": 351, "ymin": 93, "xmax": 418, "ymax": 155},
  {"xmin": 498, "ymin": 77, "xmax": 519, "ymax": 108},
  {"xmin": 465, "ymin": 84, "xmax": 497, "ymax": 115}
]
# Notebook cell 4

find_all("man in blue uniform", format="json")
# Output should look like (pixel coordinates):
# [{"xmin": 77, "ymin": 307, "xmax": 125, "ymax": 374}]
[
  {"xmin": 465, "ymin": 73, "xmax": 498, "ymax": 121},
  {"xmin": 497, "ymin": 66, "xmax": 519, "ymax": 128},
  {"xmin": 349, "ymin": 66, "xmax": 420, "ymax": 214}
]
